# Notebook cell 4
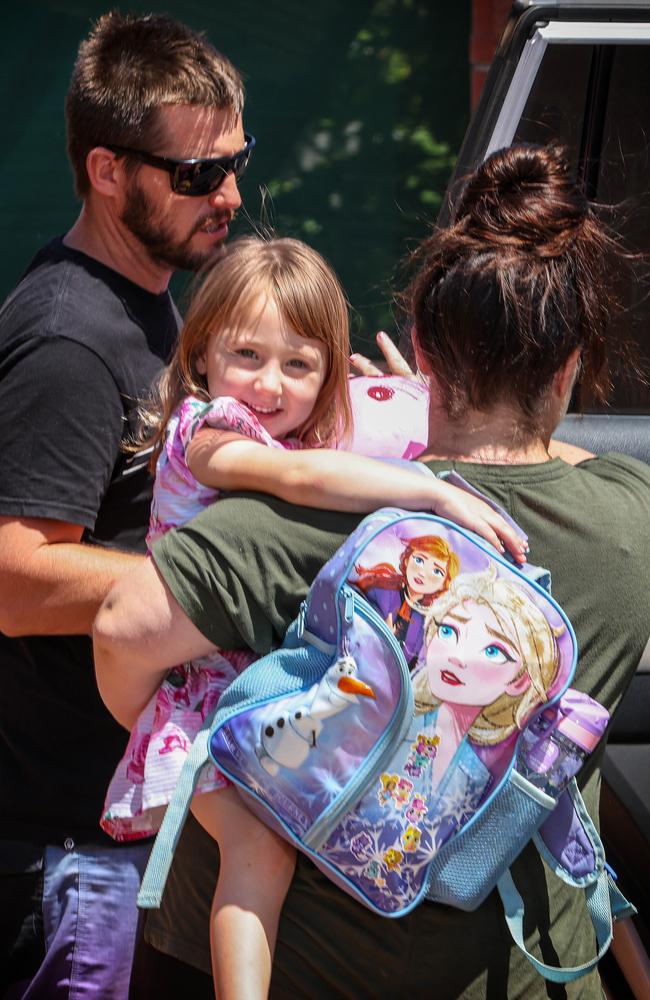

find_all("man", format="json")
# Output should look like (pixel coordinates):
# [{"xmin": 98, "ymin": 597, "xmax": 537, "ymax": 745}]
[{"xmin": 0, "ymin": 11, "xmax": 250, "ymax": 996}]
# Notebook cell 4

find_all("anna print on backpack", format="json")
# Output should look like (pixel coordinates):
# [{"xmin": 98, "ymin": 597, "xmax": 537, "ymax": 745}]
[{"xmin": 354, "ymin": 535, "xmax": 460, "ymax": 670}]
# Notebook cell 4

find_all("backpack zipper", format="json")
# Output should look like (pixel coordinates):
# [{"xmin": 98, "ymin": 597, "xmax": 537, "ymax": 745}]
[{"xmin": 302, "ymin": 586, "xmax": 414, "ymax": 850}]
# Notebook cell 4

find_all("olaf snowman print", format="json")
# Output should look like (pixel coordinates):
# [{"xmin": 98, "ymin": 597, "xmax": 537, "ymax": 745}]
[{"xmin": 256, "ymin": 648, "xmax": 376, "ymax": 776}]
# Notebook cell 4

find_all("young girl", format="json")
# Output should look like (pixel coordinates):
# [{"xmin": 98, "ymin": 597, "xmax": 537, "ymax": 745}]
[{"xmin": 101, "ymin": 236, "xmax": 526, "ymax": 999}]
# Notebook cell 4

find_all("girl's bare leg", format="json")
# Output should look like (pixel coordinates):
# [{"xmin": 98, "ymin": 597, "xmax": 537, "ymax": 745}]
[{"xmin": 191, "ymin": 787, "xmax": 296, "ymax": 1000}]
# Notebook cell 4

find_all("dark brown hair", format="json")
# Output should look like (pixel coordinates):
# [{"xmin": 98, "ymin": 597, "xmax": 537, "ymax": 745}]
[
  {"xmin": 407, "ymin": 144, "xmax": 627, "ymax": 433},
  {"xmin": 65, "ymin": 11, "xmax": 244, "ymax": 197}
]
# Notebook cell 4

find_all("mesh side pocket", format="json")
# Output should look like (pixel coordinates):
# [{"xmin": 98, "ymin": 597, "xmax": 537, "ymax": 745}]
[
  {"xmin": 214, "ymin": 624, "xmax": 331, "ymax": 721},
  {"xmin": 425, "ymin": 770, "xmax": 556, "ymax": 911}
]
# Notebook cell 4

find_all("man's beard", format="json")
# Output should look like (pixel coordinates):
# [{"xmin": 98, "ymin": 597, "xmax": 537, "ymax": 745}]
[{"xmin": 121, "ymin": 181, "xmax": 229, "ymax": 273}]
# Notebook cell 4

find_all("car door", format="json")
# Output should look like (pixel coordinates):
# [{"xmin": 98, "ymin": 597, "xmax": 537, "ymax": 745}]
[{"xmin": 439, "ymin": 4, "xmax": 650, "ymax": 993}]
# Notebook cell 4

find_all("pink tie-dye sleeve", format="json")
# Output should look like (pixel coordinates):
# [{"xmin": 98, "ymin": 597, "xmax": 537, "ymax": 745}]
[{"xmin": 179, "ymin": 396, "xmax": 300, "ymax": 459}]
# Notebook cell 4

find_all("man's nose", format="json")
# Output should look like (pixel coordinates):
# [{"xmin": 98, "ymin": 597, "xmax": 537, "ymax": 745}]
[{"xmin": 208, "ymin": 170, "xmax": 241, "ymax": 213}]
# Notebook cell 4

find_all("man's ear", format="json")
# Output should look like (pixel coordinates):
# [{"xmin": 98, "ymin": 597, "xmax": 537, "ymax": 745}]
[{"xmin": 85, "ymin": 147, "xmax": 124, "ymax": 199}]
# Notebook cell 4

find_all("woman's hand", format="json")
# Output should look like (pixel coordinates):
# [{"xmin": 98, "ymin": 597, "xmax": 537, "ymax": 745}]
[{"xmin": 350, "ymin": 332, "xmax": 417, "ymax": 378}]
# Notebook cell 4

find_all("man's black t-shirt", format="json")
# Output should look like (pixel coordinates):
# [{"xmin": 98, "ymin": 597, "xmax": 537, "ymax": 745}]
[{"xmin": 0, "ymin": 239, "xmax": 180, "ymax": 844}]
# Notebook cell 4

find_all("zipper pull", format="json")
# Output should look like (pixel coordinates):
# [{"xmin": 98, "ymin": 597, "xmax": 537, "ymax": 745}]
[
  {"xmin": 297, "ymin": 600, "xmax": 307, "ymax": 639},
  {"xmin": 343, "ymin": 588, "xmax": 354, "ymax": 624}
]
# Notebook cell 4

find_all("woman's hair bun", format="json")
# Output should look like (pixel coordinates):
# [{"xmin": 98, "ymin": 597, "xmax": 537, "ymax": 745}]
[{"xmin": 455, "ymin": 143, "xmax": 588, "ymax": 257}]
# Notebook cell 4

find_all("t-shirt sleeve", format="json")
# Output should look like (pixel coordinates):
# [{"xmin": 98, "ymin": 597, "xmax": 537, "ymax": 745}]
[
  {"xmin": 0, "ymin": 336, "xmax": 125, "ymax": 527},
  {"xmin": 178, "ymin": 396, "xmax": 285, "ymax": 461},
  {"xmin": 151, "ymin": 494, "xmax": 359, "ymax": 651}
]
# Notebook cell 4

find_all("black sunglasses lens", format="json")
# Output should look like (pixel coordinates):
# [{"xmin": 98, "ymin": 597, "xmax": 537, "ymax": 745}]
[
  {"xmin": 233, "ymin": 149, "xmax": 252, "ymax": 182},
  {"xmin": 172, "ymin": 145, "xmax": 253, "ymax": 196},
  {"xmin": 172, "ymin": 161, "xmax": 222, "ymax": 197}
]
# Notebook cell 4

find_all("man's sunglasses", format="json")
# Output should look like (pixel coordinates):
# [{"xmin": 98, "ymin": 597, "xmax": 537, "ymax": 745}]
[{"xmin": 106, "ymin": 134, "xmax": 256, "ymax": 197}]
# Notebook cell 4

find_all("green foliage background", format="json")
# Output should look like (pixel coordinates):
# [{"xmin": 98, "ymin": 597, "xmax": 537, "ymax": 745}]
[{"xmin": 0, "ymin": 1, "xmax": 470, "ymax": 352}]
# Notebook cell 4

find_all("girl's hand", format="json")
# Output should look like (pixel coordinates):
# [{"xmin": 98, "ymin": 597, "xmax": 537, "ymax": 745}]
[
  {"xmin": 350, "ymin": 332, "xmax": 416, "ymax": 378},
  {"xmin": 430, "ymin": 479, "xmax": 528, "ymax": 564}
]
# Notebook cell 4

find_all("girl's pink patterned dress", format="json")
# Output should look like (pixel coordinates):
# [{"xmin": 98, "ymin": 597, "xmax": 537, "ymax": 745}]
[{"xmin": 101, "ymin": 395, "xmax": 300, "ymax": 841}]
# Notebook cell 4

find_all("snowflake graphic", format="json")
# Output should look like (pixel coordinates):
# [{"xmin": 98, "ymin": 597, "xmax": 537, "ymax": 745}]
[{"xmin": 436, "ymin": 778, "xmax": 483, "ymax": 836}]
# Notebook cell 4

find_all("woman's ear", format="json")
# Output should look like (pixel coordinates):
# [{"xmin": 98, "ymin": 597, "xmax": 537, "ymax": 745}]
[
  {"xmin": 411, "ymin": 327, "xmax": 431, "ymax": 377},
  {"xmin": 553, "ymin": 348, "xmax": 582, "ymax": 403}
]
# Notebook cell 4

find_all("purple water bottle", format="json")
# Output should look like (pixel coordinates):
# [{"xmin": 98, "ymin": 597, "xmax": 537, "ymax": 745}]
[{"xmin": 516, "ymin": 690, "xmax": 609, "ymax": 796}]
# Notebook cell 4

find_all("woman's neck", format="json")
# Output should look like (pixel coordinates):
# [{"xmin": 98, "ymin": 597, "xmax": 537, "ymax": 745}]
[{"xmin": 418, "ymin": 402, "xmax": 552, "ymax": 466}]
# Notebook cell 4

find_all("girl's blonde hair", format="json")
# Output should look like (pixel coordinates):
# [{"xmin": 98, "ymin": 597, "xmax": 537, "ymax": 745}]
[
  {"xmin": 412, "ymin": 567, "xmax": 562, "ymax": 745},
  {"xmin": 135, "ymin": 236, "xmax": 353, "ymax": 459}
]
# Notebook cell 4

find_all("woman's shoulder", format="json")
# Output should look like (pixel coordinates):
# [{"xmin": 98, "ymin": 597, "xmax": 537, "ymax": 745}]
[{"xmin": 575, "ymin": 452, "xmax": 650, "ymax": 491}]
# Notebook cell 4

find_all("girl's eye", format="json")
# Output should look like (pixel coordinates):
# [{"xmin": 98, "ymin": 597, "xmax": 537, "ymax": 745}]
[
  {"xmin": 234, "ymin": 348, "xmax": 258, "ymax": 360},
  {"xmin": 437, "ymin": 623, "xmax": 458, "ymax": 643},
  {"xmin": 482, "ymin": 644, "xmax": 513, "ymax": 664},
  {"xmin": 287, "ymin": 358, "xmax": 310, "ymax": 371},
  {"xmin": 413, "ymin": 555, "xmax": 424, "ymax": 566},
  {"xmin": 433, "ymin": 567, "xmax": 445, "ymax": 578}
]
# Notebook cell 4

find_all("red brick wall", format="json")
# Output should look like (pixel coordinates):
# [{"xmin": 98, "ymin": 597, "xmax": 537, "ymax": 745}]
[{"xmin": 470, "ymin": 0, "xmax": 513, "ymax": 109}]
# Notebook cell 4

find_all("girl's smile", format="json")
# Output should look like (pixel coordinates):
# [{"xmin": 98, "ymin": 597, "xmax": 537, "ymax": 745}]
[{"xmin": 196, "ymin": 295, "xmax": 328, "ymax": 440}]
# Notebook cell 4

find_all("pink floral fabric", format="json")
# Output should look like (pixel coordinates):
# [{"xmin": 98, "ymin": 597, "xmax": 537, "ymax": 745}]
[{"xmin": 101, "ymin": 396, "xmax": 300, "ymax": 841}]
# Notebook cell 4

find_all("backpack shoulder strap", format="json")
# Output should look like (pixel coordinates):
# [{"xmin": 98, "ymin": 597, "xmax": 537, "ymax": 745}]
[
  {"xmin": 497, "ymin": 779, "xmax": 636, "ymax": 982},
  {"xmin": 497, "ymin": 866, "xmax": 633, "ymax": 983},
  {"xmin": 137, "ymin": 712, "xmax": 215, "ymax": 909}
]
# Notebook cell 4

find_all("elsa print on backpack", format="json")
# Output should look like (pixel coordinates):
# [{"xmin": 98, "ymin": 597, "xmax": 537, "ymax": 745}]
[
  {"xmin": 206, "ymin": 510, "xmax": 576, "ymax": 908},
  {"xmin": 325, "ymin": 562, "xmax": 565, "ymax": 910}
]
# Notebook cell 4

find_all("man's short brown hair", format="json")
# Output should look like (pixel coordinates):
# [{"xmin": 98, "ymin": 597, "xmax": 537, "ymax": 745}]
[{"xmin": 65, "ymin": 11, "xmax": 244, "ymax": 198}]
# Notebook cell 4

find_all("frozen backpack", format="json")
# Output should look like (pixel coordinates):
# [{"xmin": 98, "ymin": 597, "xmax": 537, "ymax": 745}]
[{"xmin": 139, "ymin": 501, "xmax": 634, "ymax": 984}]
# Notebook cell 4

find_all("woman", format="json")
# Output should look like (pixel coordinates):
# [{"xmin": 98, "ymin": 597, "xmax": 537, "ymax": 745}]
[{"xmin": 94, "ymin": 143, "xmax": 650, "ymax": 998}]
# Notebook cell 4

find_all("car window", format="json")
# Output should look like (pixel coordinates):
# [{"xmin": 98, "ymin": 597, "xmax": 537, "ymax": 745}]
[
  {"xmin": 595, "ymin": 43, "xmax": 650, "ymax": 413},
  {"xmin": 487, "ymin": 24, "xmax": 650, "ymax": 415}
]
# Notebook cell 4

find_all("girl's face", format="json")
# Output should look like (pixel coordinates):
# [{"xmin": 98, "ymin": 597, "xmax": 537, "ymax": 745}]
[
  {"xmin": 425, "ymin": 599, "xmax": 524, "ymax": 708},
  {"xmin": 197, "ymin": 295, "xmax": 328, "ymax": 440},
  {"xmin": 405, "ymin": 549, "xmax": 448, "ymax": 599}
]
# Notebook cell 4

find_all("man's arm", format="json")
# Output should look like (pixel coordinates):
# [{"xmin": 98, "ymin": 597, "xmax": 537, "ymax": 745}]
[
  {"xmin": 0, "ymin": 338, "xmax": 145, "ymax": 636},
  {"xmin": 93, "ymin": 556, "xmax": 217, "ymax": 729},
  {"xmin": 0, "ymin": 516, "xmax": 143, "ymax": 636}
]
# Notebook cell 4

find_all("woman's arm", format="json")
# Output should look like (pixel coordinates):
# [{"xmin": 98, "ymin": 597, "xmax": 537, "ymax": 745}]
[
  {"xmin": 187, "ymin": 432, "xmax": 527, "ymax": 562},
  {"xmin": 93, "ymin": 557, "xmax": 216, "ymax": 729},
  {"xmin": 547, "ymin": 439, "xmax": 595, "ymax": 464}
]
